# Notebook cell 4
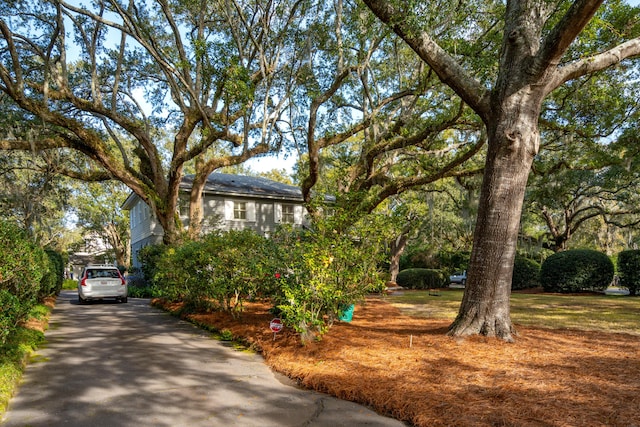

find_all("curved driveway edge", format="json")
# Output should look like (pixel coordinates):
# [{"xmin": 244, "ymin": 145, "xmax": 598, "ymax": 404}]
[{"xmin": 1, "ymin": 291, "xmax": 406, "ymax": 427}]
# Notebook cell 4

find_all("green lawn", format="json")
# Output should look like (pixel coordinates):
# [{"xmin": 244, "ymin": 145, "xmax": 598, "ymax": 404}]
[{"xmin": 388, "ymin": 288, "xmax": 640, "ymax": 335}]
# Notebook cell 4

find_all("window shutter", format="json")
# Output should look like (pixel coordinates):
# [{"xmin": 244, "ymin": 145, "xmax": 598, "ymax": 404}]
[
  {"xmin": 224, "ymin": 200, "xmax": 234, "ymax": 220},
  {"xmin": 294, "ymin": 205, "xmax": 303, "ymax": 224},
  {"xmin": 275, "ymin": 203, "xmax": 282, "ymax": 223},
  {"xmin": 247, "ymin": 201, "xmax": 256, "ymax": 221}
]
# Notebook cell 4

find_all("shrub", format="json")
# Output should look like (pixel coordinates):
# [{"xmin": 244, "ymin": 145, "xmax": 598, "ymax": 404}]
[
  {"xmin": 127, "ymin": 284, "xmax": 162, "ymax": 298},
  {"xmin": 0, "ymin": 290, "xmax": 22, "ymax": 345},
  {"xmin": 511, "ymin": 256, "xmax": 541, "ymax": 290},
  {"xmin": 271, "ymin": 225, "xmax": 385, "ymax": 343},
  {"xmin": 396, "ymin": 268, "xmax": 447, "ymax": 289},
  {"xmin": 0, "ymin": 221, "xmax": 48, "ymax": 344},
  {"xmin": 617, "ymin": 250, "xmax": 640, "ymax": 296},
  {"xmin": 152, "ymin": 230, "xmax": 281, "ymax": 313},
  {"xmin": 143, "ymin": 222, "xmax": 386, "ymax": 344},
  {"xmin": 39, "ymin": 250, "xmax": 64, "ymax": 300},
  {"xmin": 137, "ymin": 244, "xmax": 170, "ymax": 285},
  {"xmin": 540, "ymin": 249, "xmax": 614, "ymax": 293},
  {"xmin": 62, "ymin": 279, "xmax": 77, "ymax": 290}
]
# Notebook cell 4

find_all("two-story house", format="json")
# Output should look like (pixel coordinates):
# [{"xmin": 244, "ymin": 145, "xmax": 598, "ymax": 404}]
[{"xmin": 122, "ymin": 173, "xmax": 309, "ymax": 268}]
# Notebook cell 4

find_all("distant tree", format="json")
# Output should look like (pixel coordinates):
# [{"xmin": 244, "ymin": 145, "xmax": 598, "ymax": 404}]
[
  {"xmin": 258, "ymin": 168, "xmax": 294, "ymax": 185},
  {"xmin": 0, "ymin": 150, "xmax": 71, "ymax": 247},
  {"xmin": 295, "ymin": 1, "xmax": 485, "ymax": 223},
  {"xmin": 527, "ymin": 166, "xmax": 640, "ymax": 252},
  {"xmin": 72, "ymin": 181, "xmax": 131, "ymax": 268},
  {"xmin": 525, "ymin": 71, "xmax": 640, "ymax": 253}
]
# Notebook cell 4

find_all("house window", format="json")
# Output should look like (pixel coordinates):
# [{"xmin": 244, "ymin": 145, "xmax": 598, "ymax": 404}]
[
  {"xmin": 178, "ymin": 195, "xmax": 189, "ymax": 217},
  {"xmin": 282, "ymin": 204, "xmax": 295, "ymax": 224},
  {"xmin": 234, "ymin": 201, "xmax": 247, "ymax": 220}
]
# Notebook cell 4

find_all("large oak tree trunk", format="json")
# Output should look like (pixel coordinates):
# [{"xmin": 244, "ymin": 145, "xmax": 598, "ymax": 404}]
[
  {"xmin": 389, "ymin": 232, "xmax": 409, "ymax": 283},
  {"xmin": 188, "ymin": 174, "xmax": 208, "ymax": 240},
  {"xmin": 448, "ymin": 104, "xmax": 540, "ymax": 342}
]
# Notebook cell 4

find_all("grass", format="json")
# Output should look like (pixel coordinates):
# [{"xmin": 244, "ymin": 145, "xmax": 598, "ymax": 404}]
[
  {"xmin": 0, "ymin": 303, "xmax": 51, "ymax": 415},
  {"xmin": 62, "ymin": 279, "xmax": 77, "ymax": 290},
  {"xmin": 389, "ymin": 288, "xmax": 640, "ymax": 335}
]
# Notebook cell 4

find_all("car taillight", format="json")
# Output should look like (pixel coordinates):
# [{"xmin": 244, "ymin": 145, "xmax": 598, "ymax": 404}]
[
  {"xmin": 119, "ymin": 273, "xmax": 126, "ymax": 286},
  {"xmin": 80, "ymin": 277, "xmax": 87, "ymax": 287}
]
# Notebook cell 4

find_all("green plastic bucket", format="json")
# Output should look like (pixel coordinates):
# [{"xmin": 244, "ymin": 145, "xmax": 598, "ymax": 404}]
[{"xmin": 338, "ymin": 304, "xmax": 355, "ymax": 322}]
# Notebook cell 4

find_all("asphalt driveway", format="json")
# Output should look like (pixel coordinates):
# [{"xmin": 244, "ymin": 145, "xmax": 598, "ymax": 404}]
[{"xmin": 2, "ymin": 291, "xmax": 406, "ymax": 427}]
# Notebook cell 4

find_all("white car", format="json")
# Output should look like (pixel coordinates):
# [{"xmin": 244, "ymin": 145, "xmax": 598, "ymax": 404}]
[{"xmin": 78, "ymin": 264, "xmax": 128, "ymax": 303}]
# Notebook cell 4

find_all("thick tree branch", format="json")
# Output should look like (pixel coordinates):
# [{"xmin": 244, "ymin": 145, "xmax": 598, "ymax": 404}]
[
  {"xmin": 548, "ymin": 37, "xmax": 640, "ymax": 90},
  {"xmin": 361, "ymin": 0, "xmax": 491, "ymax": 121},
  {"xmin": 537, "ymin": 0, "xmax": 604, "ymax": 68},
  {"xmin": 301, "ymin": 65, "xmax": 358, "ymax": 204}
]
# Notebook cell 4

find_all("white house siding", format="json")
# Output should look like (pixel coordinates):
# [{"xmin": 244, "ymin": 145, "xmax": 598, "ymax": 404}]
[
  {"xmin": 123, "ymin": 174, "xmax": 312, "ymax": 269},
  {"xmin": 128, "ymin": 198, "xmax": 165, "ymax": 268},
  {"xmin": 125, "ymin": 196, "xmax": 306, "ymax": 268},
  {"xmin": 219, "ymin": 197, "xmax": 291, "ymax": 235}
]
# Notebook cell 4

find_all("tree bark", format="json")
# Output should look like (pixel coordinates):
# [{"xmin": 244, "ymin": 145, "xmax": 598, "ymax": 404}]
[
  {"xmin": 389, "ymin": 232, "xmax": 409, "ymax": 283},
  {"xmin": 188, "ymin": 172, "xmax": 208, "ymax": 240},
  {"xmin": 448, "ymin": 106, "xmax": 540, "ymax": 341}
]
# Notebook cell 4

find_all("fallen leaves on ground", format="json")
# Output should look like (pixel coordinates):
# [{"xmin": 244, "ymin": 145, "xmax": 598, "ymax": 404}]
[{"xmin": 154, "ymin": 296, "xmax": 640, "ymax": 427}]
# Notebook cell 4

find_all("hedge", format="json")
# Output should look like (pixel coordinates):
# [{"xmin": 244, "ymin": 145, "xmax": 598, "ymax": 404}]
[
  {"xmin": 617, "ymin": 250, "xmax": 640, "ymax": 296},
  {"xmin": 540, "ymin": 249, "xmax": 614, "ymax": 293},
  {"xmin": 511, "ymin": 256, "xmax": 541, "ymax": 290},
  {"xmin": 396, "ymin": 268, "xmax": 447, "ymax": 290},
  {"xmin": 0, "ymin": 221, "xmax": 49, "ymax": 344}
]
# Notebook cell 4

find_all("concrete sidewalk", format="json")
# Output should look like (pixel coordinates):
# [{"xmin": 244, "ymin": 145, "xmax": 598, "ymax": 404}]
[{"xmin": 2, "ymin": 291, "xmax": 406, "ymax": 427}]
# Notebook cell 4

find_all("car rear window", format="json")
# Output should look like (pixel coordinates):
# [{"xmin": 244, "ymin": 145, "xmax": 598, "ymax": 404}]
[{"xmin": 86, "ymin": 269, "xmax": 120, "ymax": 279}]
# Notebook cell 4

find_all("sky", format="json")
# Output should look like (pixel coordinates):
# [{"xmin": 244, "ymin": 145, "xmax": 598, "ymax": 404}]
[{"xmin": 245, "ymin": 152, "xmax": 299, "ymax": 174}]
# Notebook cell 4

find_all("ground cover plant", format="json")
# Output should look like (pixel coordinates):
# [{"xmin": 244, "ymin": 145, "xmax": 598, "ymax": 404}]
[
  {"xmin": 0, "ymin": 299, "xmax": 53, "ymax": 415},
  {"xmin": 155, "ymin": 289, "xmax": 640, "ymax": 427}
]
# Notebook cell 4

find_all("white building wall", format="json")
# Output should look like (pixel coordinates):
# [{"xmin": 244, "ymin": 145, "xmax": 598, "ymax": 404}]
[{"xmin": 126, "ymin": 193, "xmax": 308, "ymax": 268}]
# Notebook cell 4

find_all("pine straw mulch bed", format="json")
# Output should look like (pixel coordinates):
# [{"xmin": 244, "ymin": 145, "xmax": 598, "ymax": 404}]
[{"xmin": 153, "ymin": 296, "xmax": 640, "ymax": 427}]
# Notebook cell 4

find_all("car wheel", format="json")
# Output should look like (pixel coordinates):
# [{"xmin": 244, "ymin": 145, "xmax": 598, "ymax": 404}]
[
  {"xmin": 78, "ymin": 294, "xmax": 85, "ymax": 304},
  {"xmin": 121, "ymin": 297, "xmax": 128, "ymax": 303},
  {"xmin": 461, "ymin": 279, "xmax": 466, "ymax": 286}
]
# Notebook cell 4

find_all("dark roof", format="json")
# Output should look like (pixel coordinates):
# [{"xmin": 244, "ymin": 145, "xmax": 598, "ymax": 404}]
[{"xmin": 180, "ymin": 173, "xmax": 303, "ymax": 201}]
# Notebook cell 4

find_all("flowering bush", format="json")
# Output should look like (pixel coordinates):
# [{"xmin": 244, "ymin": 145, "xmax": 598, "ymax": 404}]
[{"xmin": 271, "ymin": 224, "xmax": 385, "ymax": 343}]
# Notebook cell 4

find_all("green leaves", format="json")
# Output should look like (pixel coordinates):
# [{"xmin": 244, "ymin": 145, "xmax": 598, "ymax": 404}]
[
  {"xmin": 0, "ymin": 220, "xmax": 53, "ymax": 345},
  {"xmin": 270, "ymin": 221, "xmax": 386, "ymax": 342},
  {"xmin": 142, "ymin": 222, "xmax": 386, "ymax": 344},
  {"xmin": 150, "ymin": 229, "xmax": 281, "ymax": 313}
]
